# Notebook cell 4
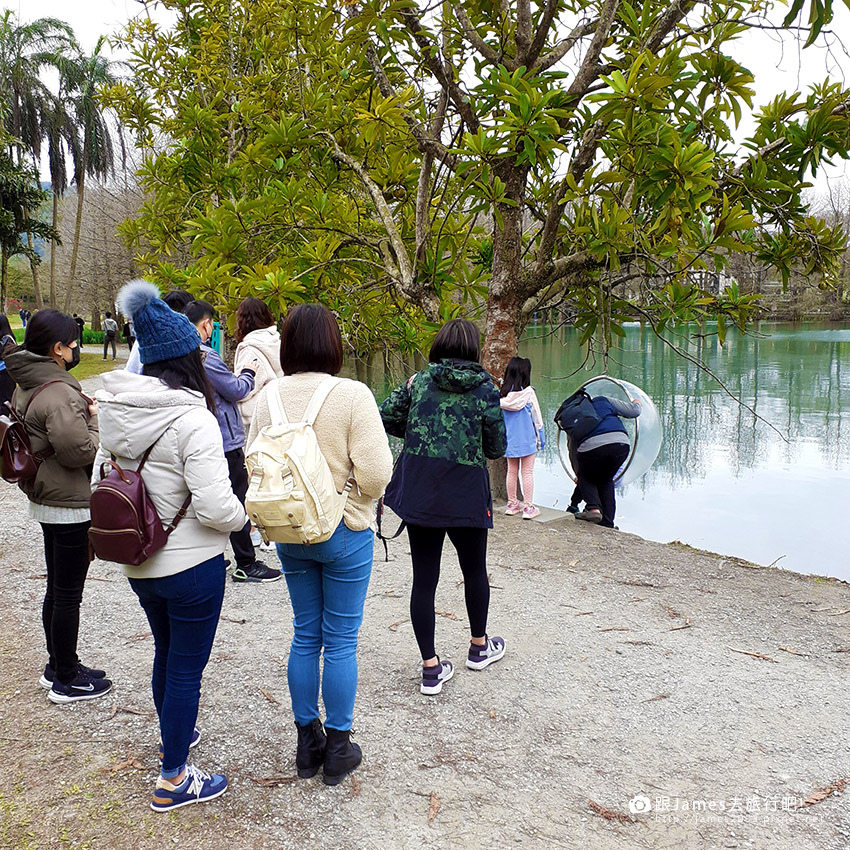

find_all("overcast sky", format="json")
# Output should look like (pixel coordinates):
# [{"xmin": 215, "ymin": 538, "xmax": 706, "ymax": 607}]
[{"xmin": 8, "ymin": 0, "xmax": 850, "ymax": 192}]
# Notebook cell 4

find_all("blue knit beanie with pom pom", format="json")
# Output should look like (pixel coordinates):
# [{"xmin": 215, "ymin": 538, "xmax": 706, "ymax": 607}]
[{"xmin": 117, "ymin": 279, "xmax": 200, "ymax": 365}]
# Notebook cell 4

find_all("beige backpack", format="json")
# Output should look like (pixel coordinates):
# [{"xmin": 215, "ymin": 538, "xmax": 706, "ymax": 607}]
[{"xmin": 245, "ymin": 377, "xmax": 353, "ymax": 545}]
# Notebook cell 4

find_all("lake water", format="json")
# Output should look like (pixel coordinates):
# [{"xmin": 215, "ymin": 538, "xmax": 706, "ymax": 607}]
[{"xmin": 516, "ymin": 322, "xmax": 850, "ymax": 581}]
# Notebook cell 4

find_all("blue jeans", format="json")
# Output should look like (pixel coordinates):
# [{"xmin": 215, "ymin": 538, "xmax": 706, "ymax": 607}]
[
  {"xmin": 128, "ymin": 555, "xmax": 226, "ymax": 777},
  {"xmin": 276, "ymin": 522, "xmax": 373, "ymax": 731}
]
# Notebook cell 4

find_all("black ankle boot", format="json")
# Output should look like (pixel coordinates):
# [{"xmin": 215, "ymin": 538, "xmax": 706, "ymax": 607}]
[
  {"xmin": 322, "ymin": 728, "xmax": 361, "ymax": 786},
  {"xmin": 295, "ymin": 719, "xmax": 326, "ymax": 779}
]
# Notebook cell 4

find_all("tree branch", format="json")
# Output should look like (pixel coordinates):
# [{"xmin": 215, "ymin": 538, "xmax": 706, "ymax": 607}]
[
  {"xmin": 516, "ymin": 0, "xmax": 532, "ymax": 63},
  {"xmin": 455, "ymin": 6, "xmax": 515, "ymax": 70},
  {"xmin": 527, "ymin": 0, "xmax": 562, "ymax": 67},
  {"xmin": 567, "ymin": 0, "xmax": 620, "ymax": 97},
  {"xmin": 536, "ymin": 19, "xmax": 597, "ymax": 72},
  {"xmin": 401, "ymin": 8, "xmax": 481, "ymax": 132}
]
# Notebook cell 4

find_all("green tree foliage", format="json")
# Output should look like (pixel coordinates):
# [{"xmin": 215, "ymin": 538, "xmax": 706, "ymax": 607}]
[
  {"xmin": 0, "ymin": 136, "xmax": 56, "ymax": 309},
  {"xmin": 109, "ymin": 0, "xmax": 850, "ymax": 371}
]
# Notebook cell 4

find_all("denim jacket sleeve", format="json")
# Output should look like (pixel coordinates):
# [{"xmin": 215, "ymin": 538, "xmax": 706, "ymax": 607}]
[{"xmin": 203, "ymin": 347, "xmax": 255, "ymax": 403}]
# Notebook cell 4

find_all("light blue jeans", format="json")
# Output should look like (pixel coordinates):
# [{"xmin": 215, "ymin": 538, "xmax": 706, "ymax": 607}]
[{"xmin": 276, "ymin": 521, "xmax": 373, "ymax": 731}]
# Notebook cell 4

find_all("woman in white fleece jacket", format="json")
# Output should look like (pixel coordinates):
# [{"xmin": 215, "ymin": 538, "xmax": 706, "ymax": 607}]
[
  {"xmin": 233, "ymin": 297, "xmax": 283, "ymax": 432},
  {"xmin": 499, "ymin": 356, "xmax": 546, "ymax": 519},
  {"xmin": 94, "ymin": 280, "xmax": 247, "ymax": 813}
]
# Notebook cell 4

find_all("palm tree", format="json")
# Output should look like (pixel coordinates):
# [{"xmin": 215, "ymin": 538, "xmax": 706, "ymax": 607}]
[
  {"xmin": 62, "ymin": 37, "xmax": 117, "ymax": 313},
  {"xmin": 0, "ymin": 11, "xmax": 75, "ymax": 308}
]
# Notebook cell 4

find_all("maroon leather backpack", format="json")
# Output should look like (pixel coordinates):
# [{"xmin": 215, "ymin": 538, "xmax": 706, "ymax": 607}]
[
  {"xmin": 0, "ymin": 381, "xmax": 64, "ymax": 484},
  {"xmin": 89, "ymin": 437, "xmax": 191, "ymax": 566}
]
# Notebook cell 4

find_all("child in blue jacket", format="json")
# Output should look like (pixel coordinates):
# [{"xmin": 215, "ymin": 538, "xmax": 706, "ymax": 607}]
[{"xmin": 499, "ymin": 357, "xmax": 545, "ymax": 519}]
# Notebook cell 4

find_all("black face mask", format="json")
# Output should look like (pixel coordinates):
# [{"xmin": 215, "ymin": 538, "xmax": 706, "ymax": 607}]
[{"xmin": 64, "ymin": 345, "xmax": 81, "ymax": 372}]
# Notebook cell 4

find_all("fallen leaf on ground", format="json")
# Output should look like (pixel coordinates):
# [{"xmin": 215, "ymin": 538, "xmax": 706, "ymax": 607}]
[
  {"xmin": 389, "ymin": 619, "xmax": 408, "ymax": 632},
  {"xmin": 99, "ymin": 754, "xmax": 145, "ymax": 773},
  {"xmin": 642, "ymin": 693, "xmax": 670, "ymax": 703},
  {"xmin": 428, "ymin": 792, "xmax": 441, "ymax": 822},
  {"xmin": 598, "ymin": 627, "xmax": 631, "ymax": 632},
  {"xmin": 489, "ymin": 710, "xmax": 496, "ymax": 719},
  {"xmin": 588, "ymin": 799, "xmax": 634, "ymax": 823},
  {"xmin": 351, "ymin": 777, "xmax": 361, "ymax": 797},
  {"xmin": 621, "ymin": 640, "xmax": 655, "ymax": 646},
  {"xmin": 798, "ymin": 778, "xmax": 847, "ymax": 807},
  {"xmin": 569, "ymin": 559, "xmax": 579, "ymax": 567},
  {"xmin": 661, "ymin": 604, "xmax": 681, "ymax": 619},
  {"xmin": 669, "ymin": 619, "xmax": 692, "ymax": 631},
  {"xmin": 259, "ymin": 688, "xmax": 279, "ymax": 705},
  {"xmin": 126, "ymin": 631, "xmax": 151, "ymax": 643},
  {"xmin": 435, "ymin": 610, "xmax": 459, "ymax": 620},
  {"xmin": 221, "ymin": 616, "xmax": 247, "ymax": 624},
  {"xmin": 778, "ymin": 646, "xmax": 805, "ymax": 656}
]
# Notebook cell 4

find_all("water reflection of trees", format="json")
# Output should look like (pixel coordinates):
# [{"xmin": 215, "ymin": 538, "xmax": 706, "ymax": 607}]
[{"xmin": 519, "ymin": 323, "xmax": 850, "ymax": 490}]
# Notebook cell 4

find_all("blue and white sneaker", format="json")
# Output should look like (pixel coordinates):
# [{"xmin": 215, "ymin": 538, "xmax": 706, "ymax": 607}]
[
  {"xmin": 48, "ymin": 669, "xmax": 112, "ymax": 704},
  {"xmin": 420, "ymin": 658, "xmax": 454, "ymax": 695},
  {"xmin": 159, "ymin": 726, "xmax": 202, "ymax": 761},
  {"xmin": 150, "ymin": 765, "xmax": 228, "ymax": 812},
  {"xmin": 466, "ymin": 636, "xmax": 506, "ymax": 670}
]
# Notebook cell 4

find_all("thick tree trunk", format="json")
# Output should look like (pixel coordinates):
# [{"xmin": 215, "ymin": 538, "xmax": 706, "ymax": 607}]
[
  {"xmin": 63, "ymin": 157, "xmax": 87, "ymax": 313},
  {"xmin": 26, "ymin": 232, "xmax": 44, "ymax": 310}
]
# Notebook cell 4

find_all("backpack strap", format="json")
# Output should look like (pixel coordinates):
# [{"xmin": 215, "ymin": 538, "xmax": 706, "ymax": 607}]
[
  {"xmin": 303, "ymin": 377, "xmax": 343, "ymax": 426},
  {"xmin": 265, "ymin": 381, "xmax": 288, "ymax": 426}
]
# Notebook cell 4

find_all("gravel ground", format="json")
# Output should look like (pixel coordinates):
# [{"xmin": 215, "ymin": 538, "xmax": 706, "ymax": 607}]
[{"xmin": 0, "ymin": 374, "xmax": 848, "ymax": 850}]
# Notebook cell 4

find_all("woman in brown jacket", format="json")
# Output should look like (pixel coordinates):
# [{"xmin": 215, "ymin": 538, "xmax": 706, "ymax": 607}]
[{"xmin": 4, "ymin": 309, "xmax": 111, "ymax": 704}]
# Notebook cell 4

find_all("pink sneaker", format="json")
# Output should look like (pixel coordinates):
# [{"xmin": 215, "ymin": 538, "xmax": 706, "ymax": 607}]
[
  {"xmin": 504, "ymin": 501, "xmax": 522, "ymax": 516},
  {"xmin": 522, "ymin": 505, "xmax": 541, "ymax": 520}
]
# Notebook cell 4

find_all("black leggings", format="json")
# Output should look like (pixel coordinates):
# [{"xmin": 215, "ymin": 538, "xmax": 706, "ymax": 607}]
[
  {"xmin": 40, "ymin": 521, "xmax": 91, "ymax": 683},
  {"xmin": 407, "ymin": 524, "xmax": 490, "ymax": 661}
]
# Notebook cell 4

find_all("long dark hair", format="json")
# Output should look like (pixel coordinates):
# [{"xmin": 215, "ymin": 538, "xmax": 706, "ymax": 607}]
[
  {"xmin": 500, "ymin": 357, "xmax": 532, "ymax": 398},
  {"xmin": 280, "ymin": 303, "xmax": 343, "ymax": 375},
  {"xmin": 143, "ymin": 349, "xmax": 217, "ymax": 413},
  {"xmin": 236, "ymin": 297, "xmax": 275, "ymax": 343},
  {"xmin": 23, "ymin": 309, "xmax": 79, "ymax": 356},
  {"xmin": 429, "ymin": 319, "xmax": 481, "ymax": 364},
  {"xmin": 0, "ymin": 313, "xmax": 13, "ymax": 340}
]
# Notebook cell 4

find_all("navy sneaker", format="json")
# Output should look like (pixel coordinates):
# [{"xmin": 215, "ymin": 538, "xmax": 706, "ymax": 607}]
[
  {"xmin": 151, "ymin": 765, "xmax": 228, "ymax": 812},
  {"xmin": 40, "ymin": 662, "xmax": 107, "ymax": 690},
  {"xmin": 420, "ymin": 659, "xmax": 454, "ymax": 695},
  {"xmin": 232, "ymin": 561, "xmax": 282, "ymax": 583},
  {"xmin": 159, "ymin": 726, "xmax": 202, "ymax": 761},
  {"xmin": 466, "ymin": 636, "xmax": 506, "ymax": 670},
  {"xmin": 48, "ymin": 670, "xmax": 112, "ymax": 704}
]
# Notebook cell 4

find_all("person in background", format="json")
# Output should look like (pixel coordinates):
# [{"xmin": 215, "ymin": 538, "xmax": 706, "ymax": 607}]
[
  {"xmin": 380, "ymin": 319, "xmax": 507, "ymax": 697},
  {"xmin": 573, "ymin": 394, "xmax": 641, "ymax": 528},
  {"xmin": 0, "ymin": 313, "xmax": 17, "ymax": 409},
  {"xmin": 233, "ymin": 297, "xmax": 283, "ymax": 551},
  {"xmin": 73, "ymin": 314, "xmax": 85, "ymax": 349},
  {"xmin": 19, "ymin": 308, "xmax": 27, "ymax": 328},
  {"xmin": 247, "ymin": 303, "xmax": 393, "ymax": 786},
  {"xmin": 3, "ymin": 309, "xmax": 110, "ymax": 704},
  {"xmin": 122, "ymin": 319, "xmax": 136, "ymax": 350},
  {"xmin": 96, "ymin": 279, "xmax": 247, "ymax": 811},
  {"xmin": 185, "ymin": 299, "xmax": 281, "ymax": 584},
  {"xmin": 126, "ymin": 290, "xmax": 193, "ymax": 375},
  {"xmin": 102, "ymin": 312, "xmax": 119, "ymax": 361},
  {"xmin": 499, "ymin": 356, "xmax": 545, "ymax": 520},
  {"xmin": 234, "ymin": 297, "xmax": 283, "ymax": 434}
]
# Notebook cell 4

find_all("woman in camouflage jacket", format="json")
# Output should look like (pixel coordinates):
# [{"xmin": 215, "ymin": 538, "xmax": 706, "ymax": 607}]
[{"xmin": 380, "ymin": 319, "xmax": 507, "ymax": 696}]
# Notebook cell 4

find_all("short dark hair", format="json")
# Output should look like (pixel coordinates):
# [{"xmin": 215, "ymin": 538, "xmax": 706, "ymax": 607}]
[
  {"xmin": 429, "ymin": 318, "xmax": 480, "ymax": 364},
  {"xmin": 236, "ymin": 297, "xmax": 276, "ymax": 343},
  {"xmin": 143, "ymin": 348, "xmax": 217, "ymax": 414},
  {"xmin": 105, "ymin": 311, "xmax": 112, "ymax": 318},
  {"xmin": 24, "ymin": 309, "xmax": 79, "ymax": 356},
  {"xmin": 280, "ymin": 303, "xmax": 343, "ymax": 375},
  {"xmin": 163, "ymin": 290, "xmax": 193, "ymax": 313},
  {"xmin": 184, "ymin": 300, "xmax": 215, "ymax": 326},
  {"xmin": 500, "ymin": 356, "xmax": 532, "ymax": 397}
]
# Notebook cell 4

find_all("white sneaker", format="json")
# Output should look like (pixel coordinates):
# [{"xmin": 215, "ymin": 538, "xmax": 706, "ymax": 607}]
[{"xmin": 420, "ymin": 659, "xmax": 454, "ymax": 695}]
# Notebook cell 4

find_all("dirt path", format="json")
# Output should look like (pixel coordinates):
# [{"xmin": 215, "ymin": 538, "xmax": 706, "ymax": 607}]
[{"xmin": 1, "ymin": 376, "xmax": 848, "ymax": 849}]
